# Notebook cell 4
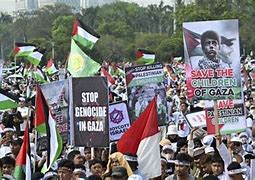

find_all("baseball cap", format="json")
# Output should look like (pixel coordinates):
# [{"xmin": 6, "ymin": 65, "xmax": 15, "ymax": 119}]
[
  {"xmin": 167, "ymin": 125, "xmax": 178, "ymax": 135},
  {"xmin": 193, "ymin": 147, "xmax": 205, "ymax": 157},
  {"xmin": 111, "ymin": 166, "xmax": 127, "ymax": 177},
  {"xmin": 162, "ymin": 145, "xmax": 174, "ymax": 154},
  {"xmin": 239, "ymin": 132, "xmax": 248, "ymax": 139},
  {"xmin": 202, "ymin": 135, "xmax": 214, "ymax": 146},
  {"xmin": 230, "ymin": 136, "xmax": 242, "ymax": 143},
  {"xmin": 205, "ymin": 147, "xmax": 215, "ymax": 154}
]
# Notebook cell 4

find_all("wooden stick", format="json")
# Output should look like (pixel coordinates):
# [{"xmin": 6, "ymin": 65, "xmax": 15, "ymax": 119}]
[{"xmin": 214, "ymin": 100, "xmax": 219, "ymax": 135}]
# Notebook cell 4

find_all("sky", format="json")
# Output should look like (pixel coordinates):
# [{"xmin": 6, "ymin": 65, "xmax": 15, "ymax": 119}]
[
  {"xmin": 0, "ymin": 0, "xmax": 16, "ymax": 13},
  {"xmin": 0, "ymin": 0, "xmax": 177, "ymax": 14},
  {"xmin": 122, "ymin": 0, "xmax": 175, "ymax": 7}
]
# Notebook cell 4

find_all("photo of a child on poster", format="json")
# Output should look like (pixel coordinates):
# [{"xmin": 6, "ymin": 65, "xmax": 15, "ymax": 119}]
[{"xmin": 183, "ymin": 19, "xmax": 242, "ymax": 101}]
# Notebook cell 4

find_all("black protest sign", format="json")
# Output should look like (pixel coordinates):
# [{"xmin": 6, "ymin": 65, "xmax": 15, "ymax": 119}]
[{"xmin": 70, "ymin": 77, "xmax": 109, "ymax": 147}]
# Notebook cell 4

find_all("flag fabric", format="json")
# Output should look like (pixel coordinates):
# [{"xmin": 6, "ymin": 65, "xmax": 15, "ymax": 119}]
[
  {"xmin": 101, "ymin": 67, "xmax": 115, "ymax": 85},
  {"xmin": 136, "ymin": 49, "xmax": 155, "ymax": 65},
  {"xmin": 35, "ymin": 86, "xmax": 63, "ymax": 173},
  {"xmin": 72, "ymin": 18, "xmax": 100, "ymax": 49},
  {"xmin": 27, "ymin": 48, "xmax": 46, "ymax": 66},
  {"xmin": 117, "ymin": 96, "xmax": 161, "ymax": 179},
  {"xmin": 32, "ymin": 67, "xmax": 48, "ymax": 84},
  {"xmin": 14, "ymin": 122, "xmax": 31, "ymax": 180},
  {"xmin": 67, "ymin": 39, "xmax": 101, "ymax": 77},
  {"xmin": 14, "ymin": 43, "xmax": 36, "ymax": 57},
  {"xmin": 108, "ymin": 64, "xmax": 125, "ymax": 77},
  {"xmin": 0, "ymin": 89, "xmax": 19, "ymax": 110},
  {"xmin": 35, "ymin": 86, "xmax": 47, "ymax": 134},
  {"xmin": 45, "ymin": 58, "xmax": 58, "ymax": 75}
]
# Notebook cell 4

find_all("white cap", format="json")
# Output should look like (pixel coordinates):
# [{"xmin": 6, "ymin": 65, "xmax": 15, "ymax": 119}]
[
  {"xmin": 205, "ymin": 147, "xmax": 215, "ymax": 154},
  {"xmin": 162, "ymin": 145, "xmax": 173, "ymax": 151},
  {"xmin": 3, "ymin": 127, "xmax": 15, "ymax": 133},
  {"xmin": 202, "ymin": 135, "xmax": 214, "ymax": 146},
  {"xmin": 128, "ymin": 174, "xmax": 143, "ymax": 180},
  {"xmin": 231, "ymin": 136, "xmax": 242, "ymax": 143},
  {"xmin": 193, "ymin": 147, "xmax": 205, "ymax": 157},
  {"xmin": 239, "ymin": 132, "xmax": 248, "ymax": 139},
  {"xmin": 167, "ymin": 125, "xmax": 178, "ymax": 135},
  {"xmin": 19, "ymin": 97, "xmax": 26, "ymax": 102}
]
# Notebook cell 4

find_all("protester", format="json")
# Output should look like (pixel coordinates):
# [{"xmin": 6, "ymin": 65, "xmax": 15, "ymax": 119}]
[
  {"xmin": 104, "ymin": 152, "xmax": 133, "ymax": 177},
  {"xmin": 57, "ymin": 159, "xmax": 75, "ymax": 180},
  {"xmin": 1, "ymin": 156, "xmax": 15, "ymax": 177},
  {"xmin": 0, "ymin": 41, "xmax": 255, "ymax": 180},
  {"xmin": 111, "ymin": 166, "xmax": 128, "ymax": 180},
  {"xmin": 165, "ymin": 153, "xmax": 194, "ymax": 180},
  {"xmin": 89, "ymin": 159, "xmax": 104, "ymax": 177}
]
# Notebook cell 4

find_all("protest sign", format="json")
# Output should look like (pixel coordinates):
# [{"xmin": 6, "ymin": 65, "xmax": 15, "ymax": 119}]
[
  {"xmin": 69, "ymin": 77, "xmax": 109, "ymax": 147},
  {"xmin": 125, "ymin": 63, "xmax": 167, "ymax": 125},
  {"xmin": 251, "ymin": 159, "xmax": 255, "ymax": 179},
  {"xmin": 185, "ymin": 110, "xmax": 206, "ymax": 128},
  {"xmin": 109, "ymin": 101, "xmax": 130, "ymax": 142},
  {"xmin": 41, "ymin": 80, "xmax": 69, "ymax": 144},
  {"xmin": 205, "ymin": 99, "xmax": 246, "ymax": 134},
  {"xmin": 183, "ymin": 19, "xmax": 242, "ymax": 100}
]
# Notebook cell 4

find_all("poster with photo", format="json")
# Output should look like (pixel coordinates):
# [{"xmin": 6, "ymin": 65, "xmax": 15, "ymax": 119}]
[
  {"xmin": 41, "ymin": 80, "xmax": 69, "ymax": 144},
  {"xmin": 125, "ymin": 63, "xmax": 167, "ymax": 125},
  {"xmin": 183, "ymin": 19, "xmax": 242, "ymax": 100}
]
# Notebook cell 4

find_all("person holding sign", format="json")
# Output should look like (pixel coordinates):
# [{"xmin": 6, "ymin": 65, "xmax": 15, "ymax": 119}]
[{"xmin": 198, "ymin": 30, "xmax": 230, "ymax": 70}]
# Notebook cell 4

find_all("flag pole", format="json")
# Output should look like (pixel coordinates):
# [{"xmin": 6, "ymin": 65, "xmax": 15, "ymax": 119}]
[{"xmin": 213, "ymin": 100, "xmax": 219, "ymax": 135}]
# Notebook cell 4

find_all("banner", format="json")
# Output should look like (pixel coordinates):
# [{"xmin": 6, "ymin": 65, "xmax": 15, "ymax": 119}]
[
  {"xmin": 185, "ymin": 111, "xmax": 206, "ymax": 128},
  {"xmin": 125, "ymin": 63, "xmax": 167, "ymax": 125},
  {"xmin": 69, "ymin": 77, "xmax": 109, "ymax": 147},
  {"xmin": 205, "ymin": 99, "xmax": 246, "ymax": 134},
  {"xmin": 183, "ymin": 19, "xmax": 242, "ymax": 100},
  {"xmin": 109, "ymin": 101, "xmax": 130, "ymax": 142},
  {"xmin": 41, "ymin": 80, "xmax": 69, "ymax": 144}
]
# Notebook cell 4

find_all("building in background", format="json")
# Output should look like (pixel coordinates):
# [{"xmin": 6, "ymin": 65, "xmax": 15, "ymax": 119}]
[
  {"xmin": 15, "ymin": 0, "xmax": 38, "ymax": 12},
  {"xmin": 38, "ymin": 0, "xmax": 80, "ymax": 11},
  {"xmin": 0, "ymin": 0, "xmax": 16, "ymax": 14},
  {"xmin": 80, "ymin": 0, "xmax": 115, "ymax": 8},
  {"xmin": 1, "ymin": 0, "xmax": 195, "ymax": 14}
]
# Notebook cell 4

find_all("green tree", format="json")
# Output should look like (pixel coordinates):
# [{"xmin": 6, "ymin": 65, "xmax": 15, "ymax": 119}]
[{"xmin": 52, "ymin": 15, "xmax": 75, "ymax": 62}]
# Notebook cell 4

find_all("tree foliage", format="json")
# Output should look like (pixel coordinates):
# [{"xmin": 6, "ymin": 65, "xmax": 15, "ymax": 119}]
[{"xmin": 1, "ymin": 1, "xmax": 255, "ymax": 62}]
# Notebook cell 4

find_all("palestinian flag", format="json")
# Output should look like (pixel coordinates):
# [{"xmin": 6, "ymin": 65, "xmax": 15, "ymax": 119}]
[
  {"xmin": 14, "ymin": 43, "xmax": 36, "ymax": 57},
  {"xmin": 67, "ymin": 39, "xmax": 101, "ymax": 77},
  {"xmin": 72, "ymin": 18, "xmax": 100, "ymax": 49},
  {"xmin": 101, "ymin": 67, "xmax": 115, "ymax": 85},
  {"xmin": 117, "ymin": 96, "xmax": 161, "ymax": 179},
  {"xmin": 45, "ymin": 58, "xmax": 58, "ymax": 75},
  {"xmin": 0, "ymin": 89, "xmax": 19, "ymax": 110},
  {"xmin": 109, "ymin": 63, "xmax": 125, "ymax": 77},
  {"xmin": 14, "ymin": 122, "xmax": 31, "ymax": 180},
  {"xmin": 32, "ymin": 67, "xmax": 48, "ymax": 84},
  {"xmin": 27, "ymin": 48, "xmax": 46, "ymax": 66},
  {"xmin": 35, "ymin": 86, "xmax": 63, "ymax": 173},
  {"xmin": 136, "ymin": 49, "xmax": 155, "ymax": 65}
]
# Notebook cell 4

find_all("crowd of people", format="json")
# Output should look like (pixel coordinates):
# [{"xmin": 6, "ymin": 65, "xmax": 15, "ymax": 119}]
[{"xmin": 0, "ymin": 54, "xmax": 254, "ymax": 180}]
